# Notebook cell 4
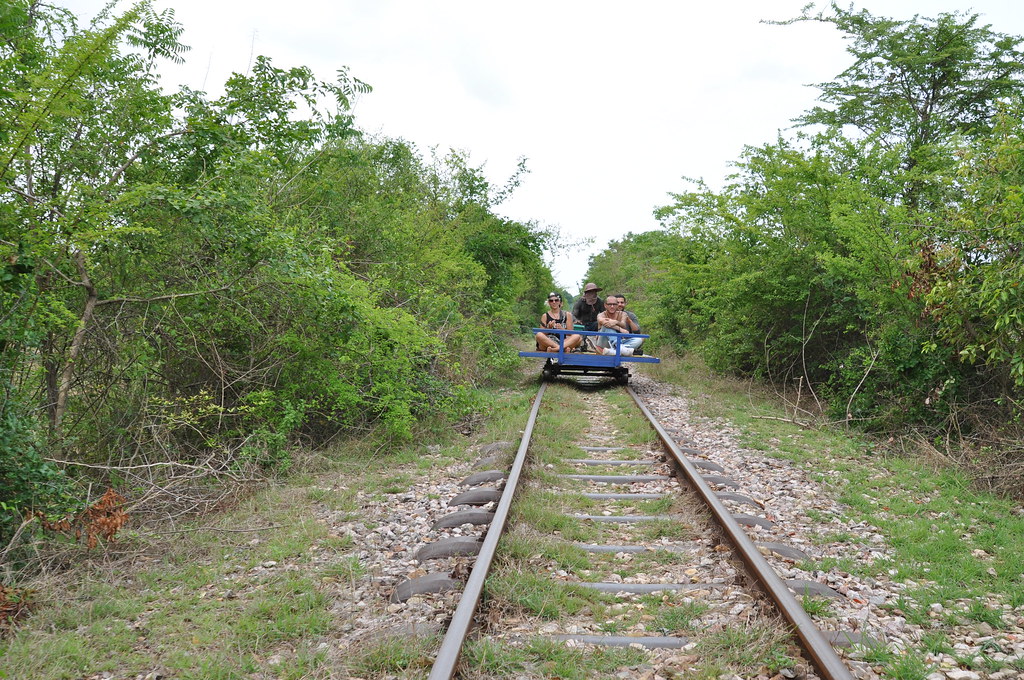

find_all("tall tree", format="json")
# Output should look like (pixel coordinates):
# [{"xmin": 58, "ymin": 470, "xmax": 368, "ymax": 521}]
[{"xmin": 785, "ymin": 3, "xmax": 1024, "ymax": 210}]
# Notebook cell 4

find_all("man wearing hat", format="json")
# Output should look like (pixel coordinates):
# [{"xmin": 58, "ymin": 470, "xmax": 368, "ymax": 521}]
[{"xmin": 572, "ymin": 282, "xmax": 605, "ymax": 332}]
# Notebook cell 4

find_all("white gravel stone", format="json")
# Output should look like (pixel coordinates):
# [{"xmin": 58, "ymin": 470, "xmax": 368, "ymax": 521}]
[{"xmin": 945, "ymin": 671, "xmax": 981, "ymax": 680}]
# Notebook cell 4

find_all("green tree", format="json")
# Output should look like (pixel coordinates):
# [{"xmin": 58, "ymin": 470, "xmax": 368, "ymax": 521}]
[
  {"xmin": 788, "ymin": 2, "xmax": 1024, "ymax": 211},
  {"xmin": 925, "ymin": 105, "xmax": 1024, "ymax": 393},
  {"xmin": 0, "ymin": 0, "xmax": 546, "ymax": 546},
  {"xmin": 628, "ymin": 6, "xmax": 1024, "ymax": 433}
]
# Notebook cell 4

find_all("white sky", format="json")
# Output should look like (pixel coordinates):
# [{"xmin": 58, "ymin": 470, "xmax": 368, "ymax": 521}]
[{"xmin": 62, "ymin": 0, "xmax": 1024, "ymax": 291}]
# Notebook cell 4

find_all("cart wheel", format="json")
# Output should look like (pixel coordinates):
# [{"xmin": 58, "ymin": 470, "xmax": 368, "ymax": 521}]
[
  {"xmin": 615, "ymin": 370, "xmax": 629, "ymax": 385},
  {"xmin": 542, "ymin": 368, "xmax": 554, "ymax": 381}
]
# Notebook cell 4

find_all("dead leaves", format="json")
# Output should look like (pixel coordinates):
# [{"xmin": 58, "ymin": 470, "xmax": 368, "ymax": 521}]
[
  {"xmin": 36, "ymin": 488, "xmax": 129, "ymax": 549},
  {"xmin": 0, "ymin": 584, "xmax": 34, "ymax": 634}
]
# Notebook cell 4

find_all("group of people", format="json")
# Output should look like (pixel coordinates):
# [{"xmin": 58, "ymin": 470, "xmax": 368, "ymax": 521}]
[{"xmin": 534, "ymin": 282, "xmax": 644, "ymax": 356}]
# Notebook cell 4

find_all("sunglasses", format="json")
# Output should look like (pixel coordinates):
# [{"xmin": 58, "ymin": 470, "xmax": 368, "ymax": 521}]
[{"xmin": 548, "ymin": 298, "xmax": 561, "ymax": 302}]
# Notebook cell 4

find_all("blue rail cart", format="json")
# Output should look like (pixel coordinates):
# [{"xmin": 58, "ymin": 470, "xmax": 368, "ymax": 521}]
[{"xmin": 518, "ymin": 328, "xmax": 659, "ymax": 384}]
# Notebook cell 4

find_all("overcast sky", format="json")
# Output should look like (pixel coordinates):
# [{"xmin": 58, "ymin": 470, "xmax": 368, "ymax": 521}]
[{"xmin": 62, "ymin": 0, "xmax": 1024, "ymax": 292}]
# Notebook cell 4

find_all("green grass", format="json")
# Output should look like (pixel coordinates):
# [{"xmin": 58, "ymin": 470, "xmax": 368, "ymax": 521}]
[
  {"xmin": 485, "ymin": 571, "xmax": 614, "ymax": 619},
  {"xmin": 692, "ymin": 624, "xmax": 798, "ymax": 678},
  {"xmin": 1, "ymin": 567, "xmax": 333, "ymax": 679},
  {"xmin": 920, "ymin": 630, "xmax": 953, "ymax": 655},
  {"xmin": 369, "ymin": 472, "xmax": 414, "ymax": 494},
  {"xmin": 529, "ymin": 383, "xmax": 592, "ymax": 465},
  {"xmin": 234, "ymin": 576, "xmax": 331, "ymax": 645},
  {"xmin": 633, "ymin": 495, "xmax": 676, "ymax": 514},
  {"xmin": 305, "ymin": 485, "xmax": 360, "ymax": 516},
  {"xmin": 964, "ymin": 598, "xmax": 1006, "ymax": 628},
  {"xmin": 499, "ymin": 531, "xmax": 594, "ymax": 571},
  {"xmin": 649, "ymin": 597, "xmax": 709, "ymax": 633},
  {"xmin": 883, "ymin": 651, "xmax": 932, "ymax": 680},
  {"xmin": 806, "ymin": 555, "xmax": 860, "ymax": 575},
  {"xmin": 347, "ymin": 633, "xmax": 438, "ymax": 676},
  {"xmin": 511, "ymin": 499, "xmax": 601, "ymax": 543},
  {"xmin": 813, "ymin": 530, "xmax": 857, "ymax": 544},
  {"xmin": 800, "ymin": 595, "xmax": 834, "ymax": 617},
  {"xmin": 523, "ymin": 638, "xmax": 648, "ymax": 679},
  {"xmin": 319, "ymin": 554, "xmax": 365, "ymax": 582},
  {"xmin": 625, "ymin": 548, "xmax": 690, "ymax": 568},
  {"xmin": 461, "ymin": 637, "xmax": 647, "ymax": 679},
  {"xmin": 461, "ymin": 638, "xmax": 530, "ymax": 675}
]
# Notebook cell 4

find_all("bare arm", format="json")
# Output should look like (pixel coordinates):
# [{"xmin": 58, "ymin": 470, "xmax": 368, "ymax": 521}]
[{"xmin": 597, "ymin": 311, "xmax": 626, "ymax": 331}]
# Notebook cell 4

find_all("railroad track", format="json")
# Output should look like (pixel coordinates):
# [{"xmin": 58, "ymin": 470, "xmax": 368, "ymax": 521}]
[{"xmin": 391, "ymin": 379, "xmax": 860, "ymax": 679}]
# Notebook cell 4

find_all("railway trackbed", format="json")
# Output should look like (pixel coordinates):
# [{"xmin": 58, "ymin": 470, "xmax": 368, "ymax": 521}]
[{"xmin": 379, "ymin": 377, "xmax": 872, "ymax": 679}]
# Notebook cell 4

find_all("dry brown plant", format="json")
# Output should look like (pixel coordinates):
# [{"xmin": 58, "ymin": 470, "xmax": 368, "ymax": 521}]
[
  {"xmin": 36, "ymin": 488, "xmax": 128, "ymax": 549},
  {"xmin": 0, "ymin": 583, "xmax": 35, "ymax": 635}
]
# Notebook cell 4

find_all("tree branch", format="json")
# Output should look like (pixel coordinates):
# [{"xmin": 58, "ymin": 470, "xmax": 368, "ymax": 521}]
[
  {"xmin": 104, "ymin": 128, "xmax": 188, "ymax": 188},
  {"xmin": 0, "ymin": 515, "xmax": 38, "ymax": 572},
  {"xmin": 150, "ymin": 524, "xmax": 285, "ymax": 536},
  {"xmin": 43, "ymin": 457, "xmax": 226, "ymax": 474},
  {"xmin": 94, "ymin": 286, "xmax": 228, "ymax": 306},
  {"xmin": 53, "ymin": 249, "xmax": 98, "ymax": 434}
]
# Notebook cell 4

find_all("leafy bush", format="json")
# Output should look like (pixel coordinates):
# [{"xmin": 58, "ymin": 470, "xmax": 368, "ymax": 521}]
[{"xmin": 0, "ymin": 407, "xmax": 72, "ymax": 542}]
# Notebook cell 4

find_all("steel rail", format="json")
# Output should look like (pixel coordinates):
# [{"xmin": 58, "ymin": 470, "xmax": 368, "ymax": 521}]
[
  {"xmin": 428, "ymin": 381, "xmax": 548, "ymax": 680},
  {"xmin": 626, "ymin": 386, "xmax": 855, "ymax": 680}
]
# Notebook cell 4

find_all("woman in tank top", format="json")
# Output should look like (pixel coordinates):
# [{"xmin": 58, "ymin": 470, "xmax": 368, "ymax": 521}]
[{"xmin": 535, "ymin": 293, "xmax": 583, "ymax": 352}]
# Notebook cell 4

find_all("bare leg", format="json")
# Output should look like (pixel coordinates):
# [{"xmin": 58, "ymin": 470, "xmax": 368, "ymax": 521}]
[{"xmin": 535, "ymin": 332, "xmax": 557, "ymax": 351}]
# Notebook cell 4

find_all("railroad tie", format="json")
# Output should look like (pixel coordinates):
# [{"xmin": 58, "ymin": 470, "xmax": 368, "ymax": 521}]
[
  {"xmin": 548, "ymin": 633, "xmax": 690, "ymax": 649},
  {"xmin": 756, "ymin": 541, "xmax": 809, "ymax": 561},
  {"xmin": 390, "ymin": 572, "xmax": 463, "ymax": 603},
  {"xmin": 448, "ymin": 487, "xmax": 502, "ymax": 506},
  {"xmin": 581, "ymin": 492, "xmax": 667, "ymax": 500},
  {"xmin": 432, "ymin": 509, "xmax": 495, "ymax": 529},
  {"xmin": 575, "ymin": 582, "xmax": 725, "ymax": 594},
  {"xmin": 572, "ymin": 513, "xmax": 673, "ymax": 523},
  {"xmin": 567, "ymin": 458, "xmax": 660, "ymax": 466},
  {"xmin": 558, "ymin": 474, "xmax": 671, "ymax": 483},
  {"xmin": 459, "ymin": 470, "xmax": 506, "ymax": 486},
  {"xmin": 415, "ymin": 537, "xmax": 483, "ymax": 562},
  {"xmin": 573, "ymin": 542, "xmax": 701, "ymax": 554}
]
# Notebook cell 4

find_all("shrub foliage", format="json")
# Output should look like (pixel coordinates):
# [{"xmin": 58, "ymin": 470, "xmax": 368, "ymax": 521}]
[{"xmin": 0, "ymin": 1, "xmax": 553, "ymax": 542}]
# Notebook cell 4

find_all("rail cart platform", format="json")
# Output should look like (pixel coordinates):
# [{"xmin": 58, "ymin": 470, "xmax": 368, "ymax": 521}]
[{"xmin": 519, "ymin": 328, "xmax": 659, "ymax": 384}]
